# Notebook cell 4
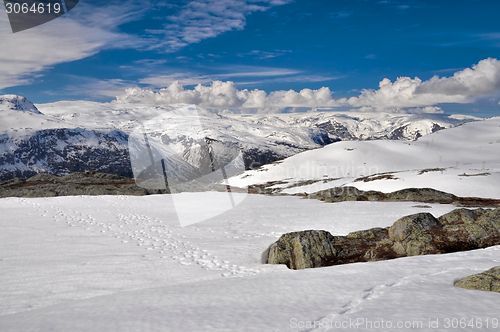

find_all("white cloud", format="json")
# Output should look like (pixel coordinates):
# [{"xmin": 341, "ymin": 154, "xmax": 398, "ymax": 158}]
[
  {"xmin": 116, "ymin": 80, "xmax": 344, "ymax": 110},
  {"xmin": 0, "ymin": 1, "xmax": 144, "ymax": 90},
  {"xmin": 149, "ymin": 0, "xmax": 293, "ymax": 52},
  {"xmin": 115, "ymin": 58, "xmax": 500, "ymax": 114},
  {"xmin": 347, "ymin": 58, "xmax": 500, "ymax": 109},
  {"xmin": 417, "ymin": 58, "xmax": 500, "ymax": 96}
]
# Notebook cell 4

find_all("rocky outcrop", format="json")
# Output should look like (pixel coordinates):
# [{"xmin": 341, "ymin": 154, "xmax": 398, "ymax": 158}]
[
  {"xmin": 454, "ymin": 266, "xmax": 500, "ymax": 292},
  {"xmin": 304, "ymin": 187, "xmax": 500, "ymax": 208},
  {"xmin": 0, "ymin": 171, "xmax": 242, "ymax": 198},
  {"xmin": 267, "ymin": 228, "xmax": 389, "ymax": 269},
  {"xmin": 267, "ymin": 208, "xmax": 500, "ymax": 269},
  {"xmin": 0, "ymin": 172, "xmax": 156, "ymax": 198}
]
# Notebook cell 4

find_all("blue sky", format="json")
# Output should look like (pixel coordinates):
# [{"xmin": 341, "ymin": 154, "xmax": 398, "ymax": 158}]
[{"xmin": 0, "ymin": 0, "xmax": 499, "ymax": 116}]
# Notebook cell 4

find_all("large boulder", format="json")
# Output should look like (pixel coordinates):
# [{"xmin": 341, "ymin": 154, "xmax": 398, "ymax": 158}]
[
  {"xmin": 455, "ymin": 266, "xmax": 500, "ymax": 293},
  {"xmin": 267, "ymin": 230, "xmax": 340, "ymax": 269},
  {"xmin": 388, "ymin": 213, "xmax": 442, "ymax": 256},
  {"xmin": 267, "ymin": 207, "xmax": 500, "ymax": 270},
  {"xmin": 267, "ymin": 228, "xmax": 389, "ymax": 269}
]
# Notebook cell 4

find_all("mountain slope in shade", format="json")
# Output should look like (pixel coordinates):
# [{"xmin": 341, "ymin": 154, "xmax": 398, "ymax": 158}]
[{"xmin": 229, "ymin": 116, "xmax": 500, "ymax": 199}]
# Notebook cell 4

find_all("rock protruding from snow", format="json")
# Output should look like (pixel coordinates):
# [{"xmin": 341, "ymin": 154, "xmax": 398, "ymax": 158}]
[
  {"xmin": 0, "ymin": 95, "xmax": 42, "ymax": 114},
  {"xmin": 0, "ymin": 172, "xmax": 246, "ymax": 198},
  {"xmin": 303, "ymin": 187, "xmax": 492, "ymax": 207},
  {"xmin": 266, "ymin": 230, "xmax": 340, "ymax": 269},
  {"xmin": 267, "ymin": 207, "xmax": 500, "ymax": 269},
  {"xmin": 454, "ymin": 266, "xmax": 500, "ymax": 292}
]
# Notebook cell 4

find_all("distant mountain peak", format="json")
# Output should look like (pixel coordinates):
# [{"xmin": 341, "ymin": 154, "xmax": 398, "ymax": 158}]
[{"xmin": 0, "ymin": 95, "xmax": 42, "ymax": 115}]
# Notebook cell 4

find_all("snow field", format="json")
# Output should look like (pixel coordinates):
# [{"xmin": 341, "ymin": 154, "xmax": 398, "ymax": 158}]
[{"xmin": 1, "ymin": 194, "xmax": 499, "ymax": 331}]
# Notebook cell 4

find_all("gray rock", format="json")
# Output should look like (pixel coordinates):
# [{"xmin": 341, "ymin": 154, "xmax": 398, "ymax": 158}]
[
  {"xmin": 267, "ymin": 230, "xmax": 341, "ymax": 269},
  {"xmin": 303, "ymin": 187, "xmax": 500, "ymax": 208},
  {"xmin": 455, "ymin": 266, "xmax": 500, "ymax": 292},
  {"xmin": 388, "ymin": 213, "xmax": 442, "ymax": 256},
  {"xmin": 267, "ymin": 207, "xmax": 500, "ymax": 270}
]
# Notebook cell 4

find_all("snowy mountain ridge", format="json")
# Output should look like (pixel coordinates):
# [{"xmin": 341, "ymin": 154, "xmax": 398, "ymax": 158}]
[
  {"xmin": 0, "ymin": 95, "xmax": 481, "ymax": 181},
  {"xmin": 230, "ymin": 116, "xmax": 500, "ymax": 199},
  {"xmin": 229, "ymin": 111, "xmax": 479, "ymax": 141}
]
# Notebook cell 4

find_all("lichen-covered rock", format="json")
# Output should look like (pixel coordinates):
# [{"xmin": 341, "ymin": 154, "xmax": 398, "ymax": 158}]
[
  {"xmin": 0, "ymin": 172, "xmax": 151, "ymax": 198},
  {"xmin": 389, "ymin": 213, "xmax": 441, "ymax": 241},
  {"xmin": 388, "ymin": 213, "xmax": 442, "ymax": 256},
  {"xmin": 346, "ymin": 227, "xmax": 387, "ymax": 240},
  {"xmin": 455, "ymin": 266, "xmax": 500, "ymax": 292},
  {"xmin": 267, "ymin": 230, "xmax": 341, "ymax": 269},
  {"xmin": 385, "ymin": 188, "xmax": 455, "ymax": 203},
  {"xmin": 307, "ymin": 186, "xmax": 365, "ymax": 203},
  {"xmin": 303, "ymin": 187, "xmax": 500, "ymax": 208},
  {"xmin": 267, "ymin": 207, "xmax": 500, "ymax": 270}
]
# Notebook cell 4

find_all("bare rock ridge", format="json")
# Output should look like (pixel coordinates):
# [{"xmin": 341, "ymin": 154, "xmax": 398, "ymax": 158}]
[
  {"xmin": 266, "ymin": 207, "xmax": 500, "ymax": 269},
  {"xmin": 249, "ymin": 185, "xmax": 500, "ymax": 208},
  {"xmin": 305, "ymin": 186, "xmax": 500, "ymax": 207},
  {"xmin": 455, "ymin": 266, "xmax": 500, "ymax": 293},
  {"xmin": 0, "ymin": 172, "xmax": 151, "ymax": 197},
  {"xmin": 0, "ymin": 172, "xmax": 242, "ymax": 198}
]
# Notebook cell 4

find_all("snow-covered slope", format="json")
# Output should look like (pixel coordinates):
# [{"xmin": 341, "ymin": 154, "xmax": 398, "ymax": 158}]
[
  {"xmin": 230, "ymin": 116, "xmax": 500, "ymax": 199},
  {"xmin": 230, "ymin": 111, "xmax": 478, "ymax": 141},
  {"xmin": 0, "ymin": 95, "xmax": 42, "ymax": 115},
  {"xmin": 1, "ymin": 194, "xmax": 499, "ymax": 331}
]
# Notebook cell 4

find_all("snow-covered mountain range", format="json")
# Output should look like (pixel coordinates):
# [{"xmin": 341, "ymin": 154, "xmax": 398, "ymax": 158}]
[
  {"xmin": 230, "ymin": 116, "xmax": 500, "ymax": 199},
  {"xmin": 0, "ymin": 94, "xmax": 478, "ymax": 182}
]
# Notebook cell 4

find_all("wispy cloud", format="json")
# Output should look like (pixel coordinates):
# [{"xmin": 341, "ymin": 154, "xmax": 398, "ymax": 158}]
[
  {"xmin": 0, "ymin": 1, "xmax": 146, "ymax": 90},
  {"xmin": 62, "ymin": 78, "xmax": 138, "ymax": 99},
  {"xmin": 327, "ymin": 11, "xmax": 352, "ymax": 19},
  {"xmin": 137, "ymin": 66, "xmax": 302, "ymax": 87},
  {"xmin": 236, "ymin": 74, "xmax": 346, "ymax": 85},
  {"xmin": 0, "ymin": 0, "xmax": 294, "ymax": 90},
  {"xmin": 237, "ymin": 50, "xmax": 292, "ymax": 59},
  {"xmin": 148, "ymin": 0, "xmax": 293, "ymax": 52},
  {"xmin": 364, "ymin": 54, "xmax": 378, "ymax": 59}
]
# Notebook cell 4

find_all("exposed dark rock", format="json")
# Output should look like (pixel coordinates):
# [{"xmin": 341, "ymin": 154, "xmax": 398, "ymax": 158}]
[
  {"xmin": 303, "ymin": 186, "xmax": 500, "ymax": 208},
  {"xmin": 431, "ymin": 123, "xmax": 446, "ymax": 133},
  {"xmin": 267, "ymin": 228, "xmax": 389, "ymax": 269},
  {"xmin": 315, "ymin": 120, "xmax": 353, "ymax": 141},
  {"xmin": 387, "ymin": 188, "xmax": 455, "ymax": 203},
  {"xmin": 0, "ymin": 171, "xmax": 242, "ymax": 198},
  {"xmin": 0, "ymin": 172, "xmax": 154, "ymax": 198},
  {"xmin": 454, "ymin": 266, "xmax": 500, "ymax": 292},
  {"xmin": 267, "ymin": 207, "xmax": 500, "ymax": 270}
]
